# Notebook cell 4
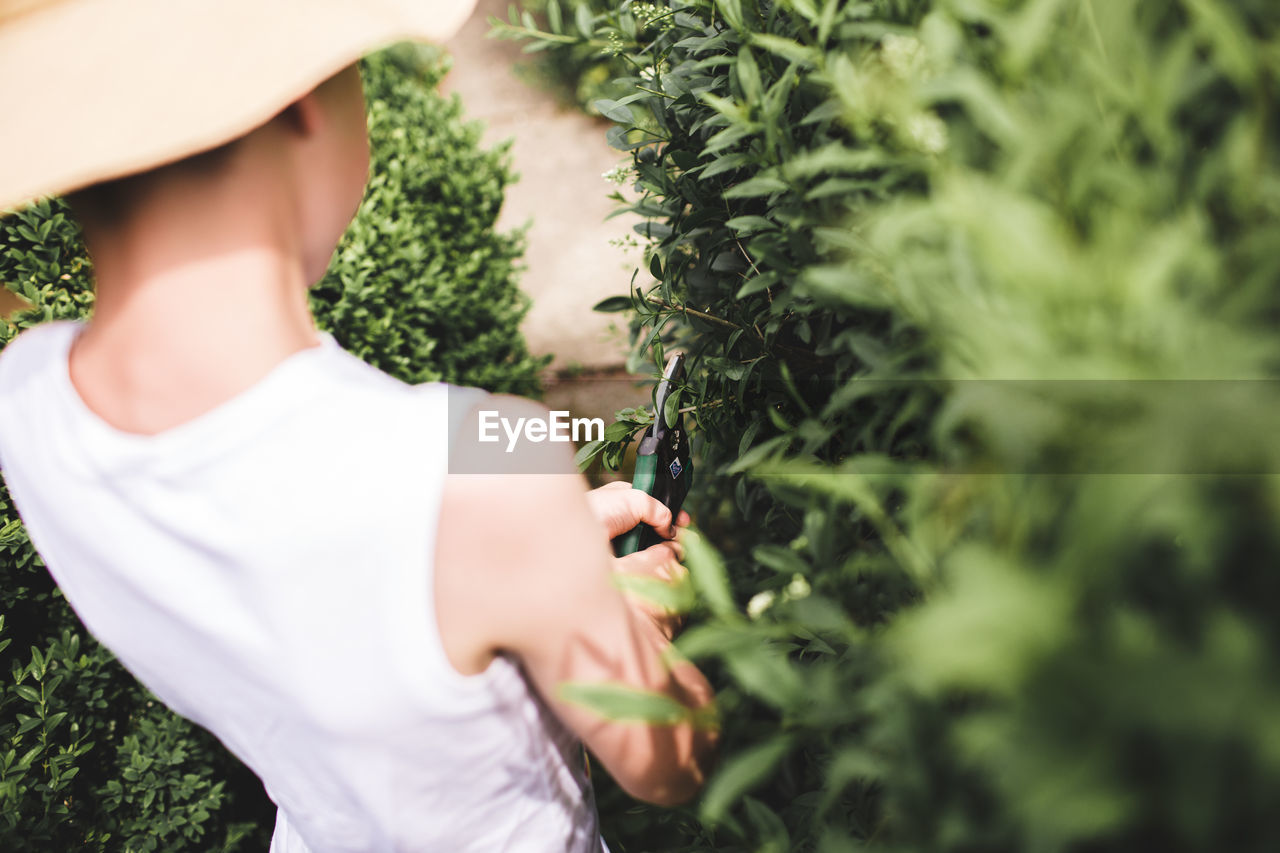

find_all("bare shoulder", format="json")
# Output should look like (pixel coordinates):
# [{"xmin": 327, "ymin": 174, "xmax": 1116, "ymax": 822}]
[
  {"xmin": 432, "ymin": 393, "xmax": 598, "ymax": 674},
  {"xmin": 439, "ymin": 393, "xmax": 587, "ymax": 545}
]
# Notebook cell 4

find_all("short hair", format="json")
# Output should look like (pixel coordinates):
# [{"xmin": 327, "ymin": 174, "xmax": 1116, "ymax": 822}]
[
  {"xmin": 64, "ymin": 63, "xmax": 356, "ymax": 224},
  {"xmin": 64, "ymin": 136, "xmax": 241, "ymax": 224}
]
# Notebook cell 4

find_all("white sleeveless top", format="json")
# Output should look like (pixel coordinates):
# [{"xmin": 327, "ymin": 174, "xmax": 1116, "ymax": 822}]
[{"xmin": 0, "ymin": 320, "xmax": 605, "ymax": 852}]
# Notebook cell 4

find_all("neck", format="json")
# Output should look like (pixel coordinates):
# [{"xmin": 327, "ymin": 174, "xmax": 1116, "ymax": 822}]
[{"xmin": 68, "ymin": 170, "xmax": 327, "ymax": 434}]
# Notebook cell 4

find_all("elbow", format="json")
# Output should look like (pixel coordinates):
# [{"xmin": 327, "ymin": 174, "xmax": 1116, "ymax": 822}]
[
  {"xmin": 620, "ymin": 770, "xmax": 701, "ymax": 808},
  {"xmin": 639, "ymin": 774, "xmax": 704, "ymax": 808},
  {"xmin": 617, "ymin": 722, "xmax": 721, "ymax": 808}
]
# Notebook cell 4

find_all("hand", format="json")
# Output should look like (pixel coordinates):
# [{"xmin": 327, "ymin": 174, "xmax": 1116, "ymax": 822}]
[
  {"xmin": 585, "ymin": 482, "xmax": 692, "ymax": 641},
  {"xmin": 614, "ymin": 539, "xmax": 689, "ymax": 642},
  {"xmin": 585, "ymin": 480, "xmax": 691, "ymax": 540}
]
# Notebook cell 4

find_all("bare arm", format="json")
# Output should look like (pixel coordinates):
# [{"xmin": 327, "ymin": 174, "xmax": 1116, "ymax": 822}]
[{"xmin": 434, "ymin": 395, "xmax": 719, "ymax": 806}]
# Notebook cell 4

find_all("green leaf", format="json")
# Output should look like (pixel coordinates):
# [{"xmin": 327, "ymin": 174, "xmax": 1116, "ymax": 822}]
[
  {"xmin": 726, "ymin": 215, "xmax": 776, "ymax": 234},
  {"xmin": 724, "ymin": 176, "xmax": 788, "ymax": 199},
  {"xmin": 606, "ymin": 125, "xmax": 649, "ymax": 151},
  {"xmin": 736, "ymin": 271, "xmax": 778, "ymax": 298},
  {"xmin": 604, "ymin": 420, "xmax": 638, "ymax": 442},
  {"xmin": 752, "ymin": 544, "xmax": 809, "ymax": 576},
  {"xmin": 715, "ymin": 0, "xmax": 745, "ymax": 32},
  {"xmin": 822, "ymin": 744, "xmax": 884, "ymax": 816},
  {"xmin": 575, "ymin": 2, "xmax": 593, "ymax": 36},
  {"xmin": 612, "ymin": 572, "xmax": 696, "ymax": 613},
  {"xmin": 592, "ymin": 296, "xmax": 632, "ymax": 313},
  {"xmin": 724, "ymin": 434, "xmax": 789, "ymax": 474},
  {"xmin": 43, "ymin": 711, "xmax": 67, "ymax": 733},
  {"xmin": 1183, "ymin": 0, "xmax": 1256, "ymax": 86},
  {"xmin": 736, "ymin": 46, "xmax": 762, "ymax": 104},
  {"xmin": 0, "ymin": 518, "xmax": 24, "ymax": 544},
  {"xmin": 593, "ymin": 99, "xmax": 636, "ymax": 124},
  {"xmin": 663, "ymin": 387, "xmax": 682, "ymax": 430},
  {"xmin": 743, "ymin": 796, "xmax": 790, "ymax": 844},
  {"xmin": 778, "ymin": 0, "xmax": 819, "ymax": 23},
  {"xmin": 724, "ymin": 642, "xmax": 805, "ymax": 709},
  {"xmin": 573, "ymin": 440, "xmax": 606, "ymax": 472},
  {"xmin": 699, "ymin": 92, "xmax": 749, "ymax": 125},
  {"xmin": 649, "ymin": 253, "xmax": 663, "ymax": 280},
  {"xmin": 701, "ymin": 153, "xmax": 751, "ymax": 179},
  {"xmin": 700, "ymin": 734, "xmax": 795, "ymax": 824},
  {"xmin": 750, "ymin": 33, "xmax": 820, "ymax": 66},
  {"xmin": 16, "ymin": 745, "xmax": 41, "ymax": 771},
  {"xmin": 681, "ymin": 527, "xmax": 738, "ymax": 619},
  {"xmin": 556, "ymin": 682, "xmax": 693, "ymax": 725}
]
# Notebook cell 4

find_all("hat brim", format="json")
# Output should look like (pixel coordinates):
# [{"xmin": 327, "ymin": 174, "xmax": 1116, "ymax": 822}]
[{"xmin": 0, "ymin": 0, "xmax": 478, "ymax": 213}]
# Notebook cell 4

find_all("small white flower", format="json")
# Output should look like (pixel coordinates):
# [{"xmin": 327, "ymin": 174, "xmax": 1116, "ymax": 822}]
[
  {"xmin": 785, "ymin": 574, "xmax": 811, "ymax": 600},
  {"xmin": 631, "ymin": 2, "xmax": 672, "ymax": 31},
  {"xmin": 602, "ymin": 164, "xmax": 632, "ymax": 186},
  {"xmin": 881, "ymin": 33, "xmax": 925, "ymax": 80},
  {"xmin": 906, "ymin": 112, "xmax": 948, "ymax": 154},
  {"xmin": 747, "ymin": 590, "xmax": 776, "ymax": 619}
]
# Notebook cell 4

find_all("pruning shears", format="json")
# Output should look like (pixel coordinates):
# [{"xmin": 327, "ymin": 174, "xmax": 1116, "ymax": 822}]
[{"xmin": 611, "ymin": 353, "xmax": 693, "ymax": 557}]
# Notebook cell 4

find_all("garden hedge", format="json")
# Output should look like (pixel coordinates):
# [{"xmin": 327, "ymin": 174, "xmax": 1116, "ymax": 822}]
[
  {"xmin": 507, "ymin": 1, "xmax": 1280, "ymax": 851},
  {"xmin": 0, "ymin": 45, "xmax": 543, "ymax": 848}
]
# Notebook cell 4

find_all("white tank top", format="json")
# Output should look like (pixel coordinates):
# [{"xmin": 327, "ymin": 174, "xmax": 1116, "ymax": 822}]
[{"xmin": 0, "ymin": 320, "xmax": 605, "ymax": 852}]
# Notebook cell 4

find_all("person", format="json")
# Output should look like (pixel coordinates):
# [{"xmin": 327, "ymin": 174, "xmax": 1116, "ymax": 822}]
[{"xmin": 0, "ymin": 1, "xmax": 718, "ymax": 850}]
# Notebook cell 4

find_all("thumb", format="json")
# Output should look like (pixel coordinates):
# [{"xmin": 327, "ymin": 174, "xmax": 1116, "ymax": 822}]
[{"xmin": 601, "ymin": 488, "xmax": 677, "ymax": 540}]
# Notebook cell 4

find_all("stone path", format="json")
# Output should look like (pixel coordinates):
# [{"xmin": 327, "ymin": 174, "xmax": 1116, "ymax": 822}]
[{"xmin": 442, "ymin": 0, "xmax": 646, "ymax": 428}]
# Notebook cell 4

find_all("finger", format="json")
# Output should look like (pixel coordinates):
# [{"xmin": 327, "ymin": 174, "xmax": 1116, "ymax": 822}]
[
  {"xmin": 615, "ymin": 540, "xmax": 683, "ymax": 576},
  {"xmin": 633, "ymin": 540, "xmax": 682, "ymax": 572},
  {"xmin": 587, "ymin": 483, "xmax": 674, "ymax": 538},
  {"xmin": 650, "ymin": 537, "xmax": 685, "ymax": 564},
  {"xmin": 615, "ymin": 489, "xmax": 676, "ymax": 539},
  {"xmin": 676, "ymin": 510, "xmax": 691, "ymax": 527},
  {"xmin": 661, "ymin": 557, "xmax": 689, "ymax": 582}
]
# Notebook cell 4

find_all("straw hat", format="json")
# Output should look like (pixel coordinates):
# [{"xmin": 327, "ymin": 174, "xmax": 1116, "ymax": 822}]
[{"xmin": 0, "ymin": 0, "xmax": 478, "ymax": 213}]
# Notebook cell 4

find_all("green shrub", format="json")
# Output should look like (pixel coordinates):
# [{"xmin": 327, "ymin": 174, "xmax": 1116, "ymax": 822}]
[
  {"xmin": 0, "ymin": 199, "xmax": 261, "ymax": 851},
  {"xmin": 507, "ymin": 1, "xmax": 1280, "ymax": 851},
  {"xmin": 311, "ymin": 44, "xmax": 550, "ymax": 394},
  {"xmin": 0, "ymin": 44, "xmax": 543, "ymax": 847}
]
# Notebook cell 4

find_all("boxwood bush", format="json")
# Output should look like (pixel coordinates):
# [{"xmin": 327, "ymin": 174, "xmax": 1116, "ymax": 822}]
[
  {"xmin": 508, "ymin": 1, "xmax": 1280, "ymax": 851},
  {"xmin": 0, "ymin": 44, "xmax": 543, "ymax": 848},
  {"xmin": 311, "ymin": 44, "xmax": 549, "ymax": 394}
]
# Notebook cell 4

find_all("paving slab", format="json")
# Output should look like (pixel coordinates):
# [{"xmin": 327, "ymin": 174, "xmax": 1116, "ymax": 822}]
[{"xmin": 441, "ymin": 0, "xmax": 640, "ymax": 377}]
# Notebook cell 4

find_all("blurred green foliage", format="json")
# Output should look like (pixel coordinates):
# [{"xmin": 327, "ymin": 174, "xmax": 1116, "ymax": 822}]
[
  {"xmin": 505, "ymin": 0, "xmax": 1280, "ymax": 850},
  {"xmin": 0, "ymin": 44, "xmax": 543, "ymax": 847},
  {"xmin": 492, "ymin": 0, "xmax": 635, "ymax": 112}
]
